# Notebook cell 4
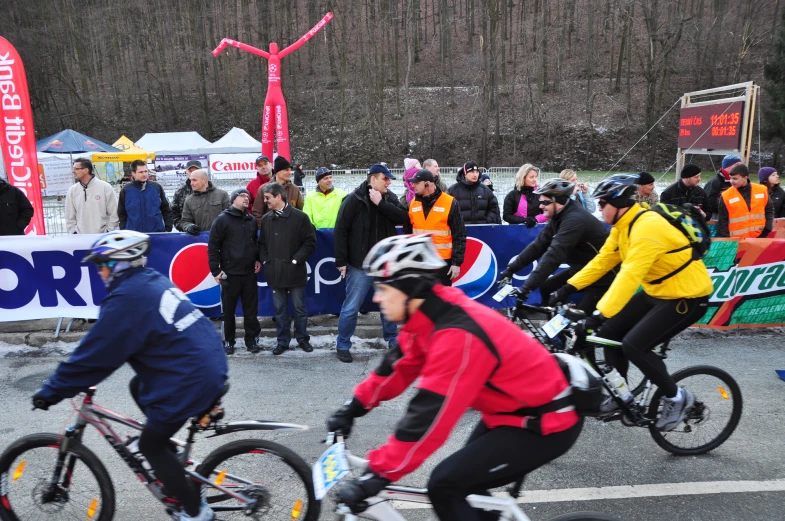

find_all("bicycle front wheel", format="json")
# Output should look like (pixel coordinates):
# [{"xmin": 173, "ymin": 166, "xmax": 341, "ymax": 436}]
[
  {"xmin": 195, "ymin": 438, "xmax": 319, "ymax": 521},
  {"xmin": 547, "ymin": 512, "xmax": 623, "ymax": 521},
  {"xmin": 647, "ymin": 365, "xmax": 742, "ymax": 455},
  {"xmin": 0, "ymin": 433, "xmax": 115, "ymax": 521}
]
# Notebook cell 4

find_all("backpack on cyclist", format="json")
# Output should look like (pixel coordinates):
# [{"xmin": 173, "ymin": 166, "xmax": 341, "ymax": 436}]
[
  {"xmin": 553, "ymin": 353, "xmax": 607, "ymax": 416},
  {"xmin": 628, "ymin": 202, "xmax": 712, "ymax": 284}
]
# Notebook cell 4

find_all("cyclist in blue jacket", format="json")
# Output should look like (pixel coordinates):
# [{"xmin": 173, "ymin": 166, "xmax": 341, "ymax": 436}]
[{"xmin": 33, "ymin": 230, "xmax": 227, "ymax": 521}]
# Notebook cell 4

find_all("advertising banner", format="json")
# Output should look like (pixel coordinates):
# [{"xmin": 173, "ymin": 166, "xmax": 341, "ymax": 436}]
[
  {"xmin": 2, "ymin": 227, "xmax": 785, "ymax": 328},
  {"xmin": 0, "ymin": 37, "xmax": 46, "ymax": 234},
  {"xmin": 153, "ymin": 155, "xmax": 207, "ymax": 190},
  {"xmin": 208, "ymin": 153, "xmax": 258, "ymax": 180},
  {"xmin": 39, "ymin": 159, "xmax": 73, "ymax": 196}
]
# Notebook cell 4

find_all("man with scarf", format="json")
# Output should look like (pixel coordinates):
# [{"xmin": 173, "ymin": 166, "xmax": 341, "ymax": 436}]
[
  {"xmin": 704, "ymin": 154, "xmax": 742, "ymax": 220},
  {"xmin": 404, "ymin": 169, "xmax": 466, "ymax": 286}
]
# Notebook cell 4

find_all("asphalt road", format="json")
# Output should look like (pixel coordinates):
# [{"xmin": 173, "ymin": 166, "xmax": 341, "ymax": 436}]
[{"xmin": 0, "ymin": 330, "xmax": 783, "ymax": 521}]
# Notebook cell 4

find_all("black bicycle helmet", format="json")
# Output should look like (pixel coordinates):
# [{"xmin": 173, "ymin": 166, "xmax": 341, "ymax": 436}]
[
  {"xmin": 592, "ymin": 174, "xmax": 639, "ymax": 207},
  {"xmin": 535, "ymin": 179, "xmax": 575, "ymax": 204}
]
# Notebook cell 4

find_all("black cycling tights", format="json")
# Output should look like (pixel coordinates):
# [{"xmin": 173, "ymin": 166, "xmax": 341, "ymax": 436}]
[
  {"xmin": 130, "ymin": 379, "xmax": 201, "ymax": 517},
  {"xmin": 427, "ymin": 419, "xmax": 583, "ymax": 521},
  {"xmin": 598, "ymin": 292, "xmax": 709, "ymax": 398}
]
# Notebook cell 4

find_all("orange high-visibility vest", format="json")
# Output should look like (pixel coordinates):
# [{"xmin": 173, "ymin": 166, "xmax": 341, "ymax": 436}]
[
  {"xmin": 409, "ymin": 192, "xmax": 454, "ymax": 260},
  {"xmin": 722, "ymin": 183, "xmax": 768, "ymax": 238}
]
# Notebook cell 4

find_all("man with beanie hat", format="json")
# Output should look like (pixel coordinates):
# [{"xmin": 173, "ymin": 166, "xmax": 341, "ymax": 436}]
[
  {"xmin": 208, "ymin": 188, "xmax": 262, "ymax": 354},
  {"xmin": 447, "ymin": 160, "xmax": 501, "ymax": 224},
  {"xmin": 403, "ymin": 169, "xmax": 466, "ymax": 286},
  {"xmin": 333, "ymin": 163, "xmax": 409, "ymax": 362},
  {"xmin": 633, "ymin": 171, "xmax": 659, "ymax": 206},
  {"xmin": 252, "ymin": 155, "xmax": 304, "ymax": 227},
  {"xmin": 717, "ymin": 163, "xmax": 774, "ymax": 238},
  {"xmin": 303, "ymin": 167, "xmax": 347, "ymax": 228},
  {"xmin": 499, "ymin": 178, "xmax": 613, "ymax": 311},
  {"xmin": 758, "ymin": 167, "xmax": 785, "ymax": 218},
  {"xmin": 660, "ymin": 163, "xmax": 707, "ymax": 213},
  {"xmin": 704, "ymin": 154, "xmax": 742, "ymax": 220},
  {"xmin": 246, "ymin": 155, "xmax": 272, "ymax": 208}
]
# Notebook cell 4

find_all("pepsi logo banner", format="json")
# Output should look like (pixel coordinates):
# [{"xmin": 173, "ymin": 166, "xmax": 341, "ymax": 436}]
[{"xmin": 2, "ymin": 228, "xmax": 785, "ymax": 329}]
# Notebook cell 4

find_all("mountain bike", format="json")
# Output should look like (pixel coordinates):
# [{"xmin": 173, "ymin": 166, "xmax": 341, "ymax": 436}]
[
  {"xmin": 0, "ymin": 385, "xmax": 320, "ymax": 521},
  {"xmin": 313, "ymin": 433, "xmax": 622, "ymax": 521},
  {"xmin": 501, "ymin": 290, "xmax": 742, "ymax": 456}
]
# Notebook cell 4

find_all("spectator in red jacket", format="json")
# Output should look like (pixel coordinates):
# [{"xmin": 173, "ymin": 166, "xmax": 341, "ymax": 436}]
[{"xmin": 246, "ymin": 155, "xmax": 272, "ymax": 207}]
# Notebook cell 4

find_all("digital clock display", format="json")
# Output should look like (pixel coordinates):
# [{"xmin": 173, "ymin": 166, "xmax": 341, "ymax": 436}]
[{"xmin": 677, "ymin": 101, "xmax": 744, "ymax": 150}]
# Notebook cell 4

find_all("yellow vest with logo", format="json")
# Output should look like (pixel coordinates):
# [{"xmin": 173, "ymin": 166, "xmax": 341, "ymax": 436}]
[
  {"xmin": 409, "ymin": 192, "xmax": 454, "ymax": 260},
  {"xmin": 722, "ymin": 183, "xmax": 768, "ymax": 238}
]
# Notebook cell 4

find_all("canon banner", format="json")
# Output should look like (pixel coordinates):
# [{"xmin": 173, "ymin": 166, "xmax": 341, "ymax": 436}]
[
  {"xmin": 0, "ymin": 37, "xmax": 45, "ymax": 235},
  {"xmin": 2, "ymin": 228, "xmax": 785, "ymax": 328},
  {"xmin": 208, "ymin": 153, "xmax": 258, "ymax": 179}
]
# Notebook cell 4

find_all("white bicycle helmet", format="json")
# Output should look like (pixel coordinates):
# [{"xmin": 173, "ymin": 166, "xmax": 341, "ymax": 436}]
[
  {"xmin": 83, "ymin": 230, "xmax": 151, "ymax": 265},
  {"xmin": 363, "ymin": 234, "xmax": 447, "ymax": 281}
]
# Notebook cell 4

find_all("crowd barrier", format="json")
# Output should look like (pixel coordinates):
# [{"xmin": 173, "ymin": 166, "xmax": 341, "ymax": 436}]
[{"xmin": 1, "ymin": 225, "xmax": 784, "ymax": 329}]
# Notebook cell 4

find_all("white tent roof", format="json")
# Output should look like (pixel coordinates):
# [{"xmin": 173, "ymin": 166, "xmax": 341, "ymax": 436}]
[
  {"xmin": 202, "ymin": 127, "xmax": 262, "ymax": 154},
  {"xmin": 135, "ymin": 131, "xmax": 211, "ymax": 155}
]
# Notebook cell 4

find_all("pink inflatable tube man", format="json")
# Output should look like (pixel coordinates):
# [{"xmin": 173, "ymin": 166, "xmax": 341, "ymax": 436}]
[{"xmin": 213, "ymin": 12, "xmax": 334, "ymax": 160}]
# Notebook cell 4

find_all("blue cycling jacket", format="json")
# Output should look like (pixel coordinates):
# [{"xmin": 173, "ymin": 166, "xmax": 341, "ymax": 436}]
[{"xmin": 39, "ymin": 267, "xmax": 228, "ymax": 429}]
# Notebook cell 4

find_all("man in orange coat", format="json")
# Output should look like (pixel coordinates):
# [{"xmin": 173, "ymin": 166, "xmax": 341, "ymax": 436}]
[
  {"xmin": 403, "ymin": 169, "xmax": 466, "ymax": 286},
  {"xmin": 717, "ymin": 163, "xmax": 774, "ymax": 238}
]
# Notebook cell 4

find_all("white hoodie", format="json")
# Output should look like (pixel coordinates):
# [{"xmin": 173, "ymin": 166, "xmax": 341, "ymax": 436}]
[{"xmin": 65, "ymin": 176, "xmax": 119, "ymax": 234}]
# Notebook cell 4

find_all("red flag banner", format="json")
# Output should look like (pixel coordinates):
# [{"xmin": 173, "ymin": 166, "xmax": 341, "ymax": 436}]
[{"xmin": 0, "ymin": 37, "xmax": 45, "ymax": 235}]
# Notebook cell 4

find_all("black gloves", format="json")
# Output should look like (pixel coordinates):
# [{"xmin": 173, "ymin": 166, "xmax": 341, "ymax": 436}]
[
  {"xmin": 513, "ymin": 286, "xmax": 532, "ymax": 301},
  {"xmin": 336, "ymin": 473, "xmax": 391, "ymax": 514},
  {"xmin": 524, "ymin": 217, "xmax": 538, "ymax": 228},
  {"xmin": 32, "ymin": 391, "xmax": 57, "ymax": 411},
  {"xmin": 326, "ymin": 397, "xmax": 368, "ymax": 437},
  {"xmin": 548, "ymin": 284, "xmax": 577, "ymax": 306},
  {"xmin": 576, "ymin": 311, "xmax": 606, "ymax": 337},
  {"xmin": 497, "ymin": 270, "xmax": 513, "ymax": 287},
  {"xmin": 184, "ymin": 224, "xmax": 201, "ymax": 236}
]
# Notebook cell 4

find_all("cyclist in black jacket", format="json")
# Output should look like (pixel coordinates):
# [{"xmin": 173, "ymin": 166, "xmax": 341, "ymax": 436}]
[{"xmin": 499, "ymin": 179, "xmax": 614, "ymax": 312}]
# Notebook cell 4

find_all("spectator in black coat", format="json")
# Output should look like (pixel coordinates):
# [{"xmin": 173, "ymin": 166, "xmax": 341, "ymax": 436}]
[
  {"xmin": 258, "ymin": 182, "xmax": 317, "ymax": 355},
  {"xmin": 0, "ymin": 176, "xmax": 34, "ymax": 235},
  {"xmin": 208, "ymin": 188, "xmax": 261, "ymax": 355},
  {"xmin": 503, "ymin": 164, "xmax": 548, "ymax": 227},
  {"xmin": 447, "ymin": 161, "xmax": 501, "ymax": 224},
  {"xmin": 660, "ymin": 163, "xmax": 707, "ymax": 215},
  {"xmin": 704, "ymin": 154, "xmax": 741, "ymax": 220},
  {"xmin": 499, "ymin": 179, "xmax": 613, "ymax": 312},
  {"xmin": 759, "ymin": 167, "xmax": 785, "ymax": 218}
]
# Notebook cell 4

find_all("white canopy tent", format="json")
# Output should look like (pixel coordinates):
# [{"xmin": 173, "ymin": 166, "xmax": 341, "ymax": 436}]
[
  {"xmin": 203, "ymin": 127, "xmax": 262, "ymax": 154},
  {"xmin": 135, "ymin": 131, "xmax": 211, "ymax": 155}
]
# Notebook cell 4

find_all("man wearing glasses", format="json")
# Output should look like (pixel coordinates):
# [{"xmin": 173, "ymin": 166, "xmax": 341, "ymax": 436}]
[
  {"xmin": 498, "ymin": 178, "xmax": 613, "ymax": 312},
  {"xmin": 65, "ymin": 157, "xmax": 119, "ymax": 234}
]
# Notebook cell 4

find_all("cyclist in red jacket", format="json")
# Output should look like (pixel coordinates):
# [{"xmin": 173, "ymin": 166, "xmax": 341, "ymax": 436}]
[{"xmin": 327, "ymin": 234, "xmax": 583, "ymax": 520}]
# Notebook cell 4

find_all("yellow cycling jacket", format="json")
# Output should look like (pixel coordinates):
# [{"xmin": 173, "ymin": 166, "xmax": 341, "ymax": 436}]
[{"xmin": 568, "ymin": 203, "xmax": 714, "ymax": 317}]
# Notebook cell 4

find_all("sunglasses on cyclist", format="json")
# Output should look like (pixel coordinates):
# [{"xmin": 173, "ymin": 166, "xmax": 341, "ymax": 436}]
[
  {"xmin": 538, "ymin": 199, "xmax": 555, "ymax": 207},
  {"xmin": 598, "ymin": 200, "xmax": 609, "ymax": 209}
]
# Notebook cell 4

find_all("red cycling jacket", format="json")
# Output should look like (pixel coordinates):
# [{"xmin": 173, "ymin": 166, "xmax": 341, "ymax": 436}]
[{"xmin": 353, "ymin": 284, "xmax": 578, "ymax": 482}]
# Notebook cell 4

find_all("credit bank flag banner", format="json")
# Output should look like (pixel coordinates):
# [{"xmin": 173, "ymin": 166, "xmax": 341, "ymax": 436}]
[
  {"xmin": 0, "ymin": 37, "xmax": 45, "ymax": 235},
  {"xmin": 1, "ymin": 228, "xmax": 784, "ymax": 328}
]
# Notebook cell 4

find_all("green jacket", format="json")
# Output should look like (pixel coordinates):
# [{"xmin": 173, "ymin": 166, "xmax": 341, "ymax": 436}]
[{"xmin": 303, "ymin": 187, "xmax": 347, "ymax": 228}]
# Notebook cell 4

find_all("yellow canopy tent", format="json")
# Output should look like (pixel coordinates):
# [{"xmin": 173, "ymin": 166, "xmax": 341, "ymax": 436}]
[{"xmin": 92, "ymin": 136, "xmax": 156, "ymax": 163}]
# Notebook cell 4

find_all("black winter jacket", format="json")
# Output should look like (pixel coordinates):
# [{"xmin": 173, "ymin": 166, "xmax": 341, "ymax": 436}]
[
  {"xmin": 704, "ymin": 172, "xmax": 732, "ymax": 220},
  {"xmin": 258, "ymin": 204, "xmax": 317, "ymax": 289},
  {"xmin": 446, "ymin": 173, "xmax": 501, "ymax": 224},
  {"xmin": 172, "ymin": 180, "xmax": 193, "ymax": 231},
  {"xmin": 208, "ymin": 206, "xmax": 258, "ymax": 277},
  {"xmin": 506, "ymin": 200, "xmax": 614, "ymax": 290},
  {"xmin": 660, "ymin": 180, "xmax": 707, "ymax": 210},
  {"xmin": 403, "ymin": 187, "xmax": 467, "ymax": 265},
  {"xmin": 334, "ymin": 181, "xmax": 409, "ymax": 269},
  {"xmin": 717, "ymin": 181, "xmax": 774, "ymax": 238},
  {"xmin": 503, "ymin": 186, "xmax": 542, "ymax": 224},
  {"xmin": 769, "ymin": 184, "xmax": 785, "ymax": 218},
  {"xmin": 0, "ymin": 177, "xmax": 34, "ymax": 235}
]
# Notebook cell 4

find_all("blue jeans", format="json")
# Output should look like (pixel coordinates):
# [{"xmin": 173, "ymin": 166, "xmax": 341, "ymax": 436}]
[
  {"xmin": 272, "ymin": 286, "xmax": 309, "ymax": 347},
  {"xmin": 337, "ymin": 266, "xmax": 398, "ymax": 351}
]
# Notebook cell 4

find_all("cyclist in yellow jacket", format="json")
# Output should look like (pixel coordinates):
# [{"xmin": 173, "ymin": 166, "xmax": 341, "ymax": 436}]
[{"xmin": 551, "ymin": 174, "xmax": 714, "ymax": 431}]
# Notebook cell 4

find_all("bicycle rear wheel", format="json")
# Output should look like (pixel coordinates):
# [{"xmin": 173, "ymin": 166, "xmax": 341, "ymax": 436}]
[
  {"xmin": 195, "ymin": 438, "xmax": 319, "ymax": 521},
  {"xmin": 647, "ymin": 365, "xmax": 742, "ymax": 455},
  {"xmin": 0, "ymin": 433, "xmax": 115, "ymax": 521},
  {"xmin": 547, "ymin": 512, "xmax": 623, "ymax": 521}
]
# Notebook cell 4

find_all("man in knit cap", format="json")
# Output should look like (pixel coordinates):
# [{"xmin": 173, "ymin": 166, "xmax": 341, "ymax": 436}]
[
  {"xmin": 303, "ymin": 167, "xmax": 347, "ymax": 228},
  {"xmin": 633, "ymin": 171, "xmax": 659, "ymax": 206},
  {"xmin": 660, "ymin": 163, "xmax": 707, "ymax": 214},
  {"xmin": 758, "ymin": 167, "xmax": 785, "ymax": 218},
  {"xmin": 705, "ymin": 154, "xmax": 742, "ymax": 220},
  {"xmin": 208, "ymin": 188, "xmax": 262, "ymax": 355},
  {"xmin": 252, "ymin": 155, "xmax": 304, "ymax": 227}
]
